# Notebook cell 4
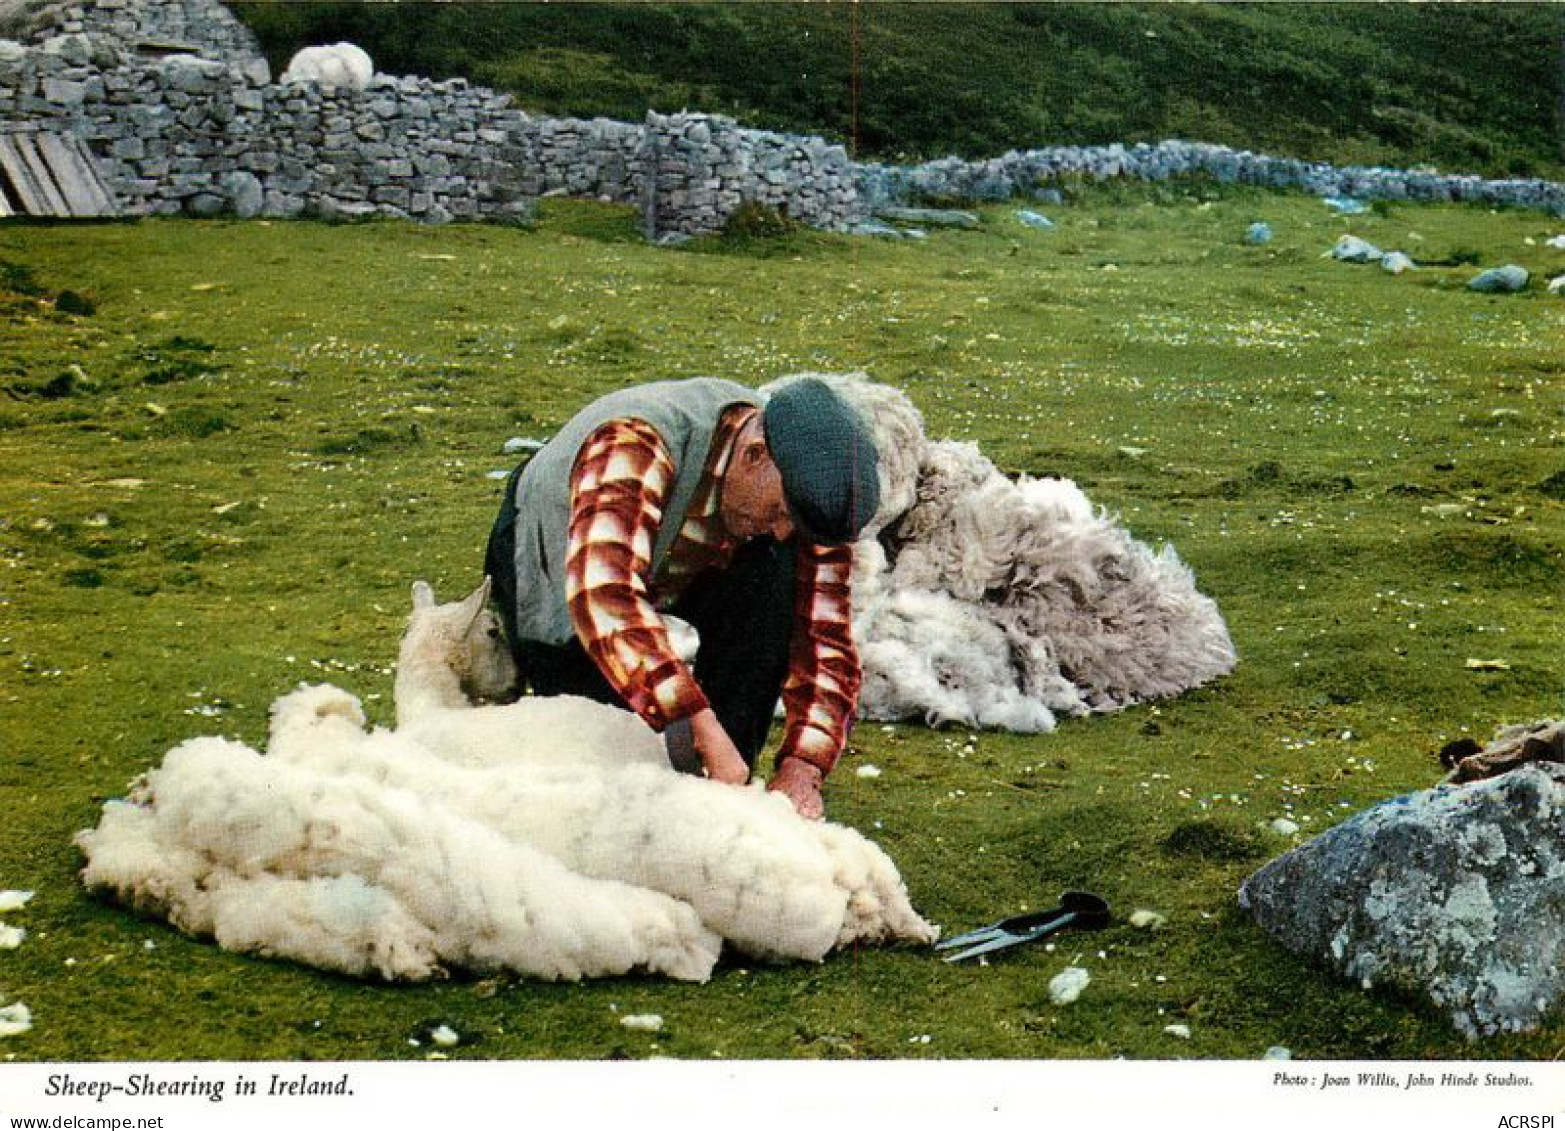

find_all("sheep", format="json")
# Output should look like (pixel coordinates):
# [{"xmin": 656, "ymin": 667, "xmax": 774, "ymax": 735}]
[
  {"xmin": 384, "ymin": 577, "xmax": 666, "ymax": 771},
  {"xmin": 75, "ymin": 580, "xmax": 936, "ymax": 983},
  {"xmin": 390, "ymin": 578, "xmax": 934, "ymax": 949},
  {"xmin": 390, "ymin": 578, "xmax": 934, "ymax": 950},
  {"xmin": 280, "ymin": 42, "xmax": 374, "ymax": 92},
  {"xmin": 263, "ymin": 705, "xmax": 913, "ymax": 960},
  {"xmin": 395, "ymin": 576, "xmax": 518, "ymax": 721}
]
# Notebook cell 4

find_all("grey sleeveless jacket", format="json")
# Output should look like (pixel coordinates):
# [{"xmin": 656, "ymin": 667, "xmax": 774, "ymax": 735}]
[{"xmin": 507, "ymin": 377, "xmax": 762, "ymax": 646}]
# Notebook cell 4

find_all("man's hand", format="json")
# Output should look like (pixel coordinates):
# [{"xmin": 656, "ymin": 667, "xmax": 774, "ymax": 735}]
[
  {"xmin": 690, "ymin": 708, "xmax": 750, "ymax": 785},
  {"xmin": 768, "ymin": 756, "xmax": 825, "ymax": 820}
]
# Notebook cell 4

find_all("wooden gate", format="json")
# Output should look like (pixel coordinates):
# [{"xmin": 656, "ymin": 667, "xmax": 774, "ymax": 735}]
[{"xmin": 0, "ymin": 131, "xmax": 120, "ymax": 219}]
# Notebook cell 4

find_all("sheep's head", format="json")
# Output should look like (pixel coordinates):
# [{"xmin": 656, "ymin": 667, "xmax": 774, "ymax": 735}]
[{"xmin": 404, "ymin": 578, "xmax": 519, "ymax": 708}]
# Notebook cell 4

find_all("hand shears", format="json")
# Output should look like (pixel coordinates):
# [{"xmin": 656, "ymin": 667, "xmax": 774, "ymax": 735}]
[{"xmin": 936, "ymin": 891, "xmax": 1110, "ymax": 963}]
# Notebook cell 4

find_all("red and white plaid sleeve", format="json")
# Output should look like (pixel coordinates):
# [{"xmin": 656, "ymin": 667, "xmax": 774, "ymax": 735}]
[
  {"xmin": 564, "ymin": 418, "xmax": 709, "ymax": 732},
  {"xmin": 777, "ymin": 541, "xmax": 861, "ymax": 775}
]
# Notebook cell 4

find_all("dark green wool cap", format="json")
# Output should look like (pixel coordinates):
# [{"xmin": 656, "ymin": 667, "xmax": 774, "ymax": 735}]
[{"xmin": 762, "ymin": 378, "xmax": 880, "ymax": 545}]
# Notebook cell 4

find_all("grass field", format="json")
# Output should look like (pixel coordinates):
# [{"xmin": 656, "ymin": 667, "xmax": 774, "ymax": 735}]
[{"xmin": 1, "ymin": 184, "xmax": 1562, "ymax": 1063}]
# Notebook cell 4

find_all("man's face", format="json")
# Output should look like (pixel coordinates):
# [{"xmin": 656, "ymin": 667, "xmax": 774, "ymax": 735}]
[{"xmin": 720, "ymin": 425, "xmax": 796, "ymax": 543}]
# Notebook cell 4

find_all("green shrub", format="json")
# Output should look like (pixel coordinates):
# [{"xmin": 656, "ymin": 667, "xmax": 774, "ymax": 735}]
[{"xmin": 720, "ymin": 200, "xmax": 797, "ymax": 240}]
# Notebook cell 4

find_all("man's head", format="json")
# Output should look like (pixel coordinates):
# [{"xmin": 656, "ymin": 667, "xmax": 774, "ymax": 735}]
[
  {"xmin": 720, "ymin": 378, "xmax": 880, "ymax": 546},
  {"xmin": 719, "ymin": 415, "xmax": 795, "ymax": 543}
]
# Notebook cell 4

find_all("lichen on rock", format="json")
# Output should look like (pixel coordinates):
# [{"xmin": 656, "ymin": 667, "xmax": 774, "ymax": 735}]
[{"xmin": 1239, "ymin": 748, "xmax": 1565, "ymax": 1039}]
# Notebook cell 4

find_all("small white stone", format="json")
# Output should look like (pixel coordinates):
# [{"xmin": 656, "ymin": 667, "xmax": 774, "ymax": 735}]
[
  {"xmin": 1270, "ymin": 817, "xmax": 1301, "ymax": 837},
  {"xmin": 1164, "ymin": 1024, "xmax": 1191, "ymax": 1039},
  {"xmin": 620, "ymin": 1013, "xmax": 664, "ymax": 1033},
  {"xmin": 0, "ymin": 925, "xmax": 24, "ymax": 950},
  {"xmin": 0, "ymin": 1003, "xmax": 31, "ymax": 1038},
  {"xmin": 430, "ymin": 1025, "xmax": 459, "ymax": 1047},
  {"xmin": 1263, "ymin": 1046, "xmax": 1293, "ymax": 1061},
  {"xmin": 0, "ymin": 892, "xmax": 32, "ymax": 913},
  {"xmin": 1048, "ymin": 966, "xmax": 1090, "ymax": 1005},
  {"xmin": 855, "ymin": 764, "xmax": 883, "ymax": 779},
  {"xmin": 1128, "ymin": 909, "xmax": 1167, "ymax": 930}
]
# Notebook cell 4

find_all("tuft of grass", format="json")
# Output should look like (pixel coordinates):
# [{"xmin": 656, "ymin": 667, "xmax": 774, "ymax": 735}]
[
  {"xmin": 314, "ymin": 424, "xmax": 421, "ymax": 457},
  {"xmin": 1162, "ymin": 820, "xmax": 1266, "ymax": 863}
]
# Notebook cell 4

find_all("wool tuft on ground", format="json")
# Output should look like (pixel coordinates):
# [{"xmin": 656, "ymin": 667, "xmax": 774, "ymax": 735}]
[{"xmin": 770, "ymin": 374, "xmax": 1237, "ymax": 733}]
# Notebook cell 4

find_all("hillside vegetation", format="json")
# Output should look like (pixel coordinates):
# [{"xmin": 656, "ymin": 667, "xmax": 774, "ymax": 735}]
[{"xmin": 232, "ymin": 2, "xmax": 1565, "ymax": 179}]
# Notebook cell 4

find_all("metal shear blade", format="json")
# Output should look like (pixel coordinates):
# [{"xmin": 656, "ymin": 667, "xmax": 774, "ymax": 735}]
[{"xmin": 938, "ymin": 892, "xmax": 1110, "ymax": 963}]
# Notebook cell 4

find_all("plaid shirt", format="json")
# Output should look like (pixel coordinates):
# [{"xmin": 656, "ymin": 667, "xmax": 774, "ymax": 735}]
[{"xmin": 563, "ymin": 406, "xmax": 859, "ymax": 774}]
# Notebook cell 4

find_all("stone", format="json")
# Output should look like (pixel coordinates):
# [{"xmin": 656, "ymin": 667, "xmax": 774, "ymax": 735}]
[
  {"xmin": 1328, "ymin": 234, "xmax": 1383, "ymax": 263},
  {"xmin": 220, "ymin": 170, "xmax": 263, "ymax": 219},
  {"xmin": 1243, "ymin": 221, "xmax": 1272, "ymax": 245},
  {"xmin": 159, "ymin": 55, "xmax": 226, "ymax": 94},
  {"xmin": 185, "ymin": 192, "xmax": 225, "ymax": 218},
  {"xmin": 1015, "ymin": 209, "xmax": 1055, "ymax": 230},
  {"xmin": 237, "ymin": 58, "xmax": 270, "ymax": 87},
  {"xmin": 1239, "ymin": 758, "xmax": 1565, "ymax": 1038},
  {"xmin": 41, "ymin": 76, "xmax": 86, "ymax": 105},
  {"xmin": 1381, "ymin": 251, "xmax": 1416, "ymax": 275},
  {"xmin": 846, "ymin": 221, "xmax": 908, "ymax": 240},
  {"xmin": 876, "ymin": 206, "xmax": 980, "ymax": 229},
  {"xmin": 315, "ymin": 197, "xmax": 379, "ymax": 223},
  {"xmin": 261, "ymin": 190, "xmax": 305, "ymax": 219},
  {"xmin": 1467, "ymin": 265, "xmax": 1529, "ymax": 294}
]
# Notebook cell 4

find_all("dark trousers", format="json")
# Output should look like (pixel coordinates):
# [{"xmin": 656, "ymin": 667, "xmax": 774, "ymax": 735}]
[{"xmin": 485, "ymin": 475, "xmax": 795, "ymax": 773}]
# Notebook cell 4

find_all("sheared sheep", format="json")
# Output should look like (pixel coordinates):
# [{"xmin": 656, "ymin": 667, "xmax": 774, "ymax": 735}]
[
  {"xmin": 384, "ymin": 576, "xmax": 666, "ymax": 771},
  {"xmin": 280, "ymin": 42, "xmax": 374, "ymax": 92},
  {"xmin": 75, "ymin": 580, "xmax": 936, "ymax": 983}
]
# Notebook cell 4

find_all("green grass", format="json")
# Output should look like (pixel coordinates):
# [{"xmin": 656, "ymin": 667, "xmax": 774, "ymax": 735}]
[{"xmin": 1, "ymin": 185, "xmax": 1562, "ymax": 1063}]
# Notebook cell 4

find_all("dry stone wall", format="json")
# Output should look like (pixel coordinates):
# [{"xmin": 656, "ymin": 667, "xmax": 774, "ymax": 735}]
[
  {"xmin": 524, "ymin": 114, "xmax": 647, "ymax": 206},
  {"xmin": 0, "ymin": 42, "xmax": 535, "ymax": 223},
  {"xmin": 641, "ymin": 111, "xmax": 864, "ymax": 239},
  {"xmin": 858, "ymin": 139, "xmax": 1565, "ymax": 216}
]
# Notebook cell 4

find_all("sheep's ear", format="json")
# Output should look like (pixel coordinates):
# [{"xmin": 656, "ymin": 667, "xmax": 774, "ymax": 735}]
[
  {"xmin": 411, "ymin": 580, "xmax": 436, "ymax": 610},
  {"xmin": 455, "ymin": 577, "xmax": 492, "ymax": 632}
]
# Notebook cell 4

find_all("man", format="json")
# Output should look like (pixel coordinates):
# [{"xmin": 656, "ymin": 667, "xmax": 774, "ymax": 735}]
[{"xmin": 485, "ymin": 376, "xmax": 880, "ymax": 820}]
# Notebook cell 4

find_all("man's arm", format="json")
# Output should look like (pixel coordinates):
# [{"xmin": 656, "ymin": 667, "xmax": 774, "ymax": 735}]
[
  {"xmin": 563, "ymin": 419, "xmax": 746, "ymax": 783},
  {"xmin": 770, "ymin": 541, "xmax": 861, "ymax": 817}
]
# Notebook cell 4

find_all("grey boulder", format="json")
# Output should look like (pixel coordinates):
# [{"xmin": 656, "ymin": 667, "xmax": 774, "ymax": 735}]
[
  {"xmin": 1467, "ymin": 265, "xmax": 1530, "ymax": 293},
  {"xmin": 1239, "ymin": 755, "xmax": 1565, "ymax": 1039}
]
